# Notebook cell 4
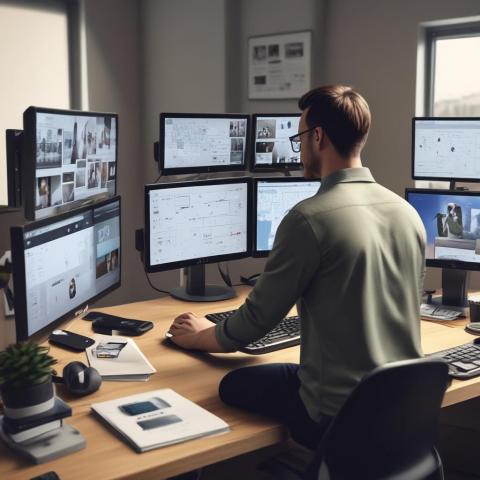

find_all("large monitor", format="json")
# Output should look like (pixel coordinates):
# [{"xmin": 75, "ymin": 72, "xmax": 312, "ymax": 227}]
[
  {"xmin": 159, "ymin": 113, "xmax": 250, "ymax": 174},
  {"xmin": 23, "ymin": 106, "xmax": 118, "ymax": 220},
  {"xmin": 251, "ymin": 114, "xmax": 301, "ymax": 171},
  {"xmin": 11, "ymin": 196, "xmax": 121, "ymax": 341},
  {"xmin": 412, "ymin": 117, "xmax": 480, "ymax": 182},
  {"xmin": 145, "ymin": 178, "xmax": 251, "ymax": 301},
  {"xmin": 253, "ymin": 177, "xmax": 321, "ymax": 257},
  {"xmin": 406, "ymin": 188, "xmax": 480, "ymax": 307}
]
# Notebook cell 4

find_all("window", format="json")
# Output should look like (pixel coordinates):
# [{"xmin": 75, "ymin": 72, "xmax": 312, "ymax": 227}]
[
  {"xmin": 426, "ymin": 24, "xmax": 480, "ymax": 116},
  {"xmin": 0, "ymin": 0, "xmax": 79, "ymax": 206}
]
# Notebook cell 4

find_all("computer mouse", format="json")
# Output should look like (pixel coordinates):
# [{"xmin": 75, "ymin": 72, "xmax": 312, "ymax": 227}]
[
  {"xmin": 465, "ymin": 322, "xmax": 480, "ymax": 335},
  {"xmin": 61, "ymin": 361, "xmax": 102, "ymax": 396}
]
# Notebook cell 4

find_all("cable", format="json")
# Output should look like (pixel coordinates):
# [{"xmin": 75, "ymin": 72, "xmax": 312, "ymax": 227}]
[
  {"xmin": 217, "ymin": 262, "xmax": 233, "ymax": 288},
  {"xmin": 144, "ymin": 269, "xmax": 170, "ymax": 295}
]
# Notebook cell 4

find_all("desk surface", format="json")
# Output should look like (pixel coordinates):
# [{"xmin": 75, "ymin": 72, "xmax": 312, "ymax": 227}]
[{"xmin": 1, "ymin": 287, "xmax": 479, "ymax": 480}]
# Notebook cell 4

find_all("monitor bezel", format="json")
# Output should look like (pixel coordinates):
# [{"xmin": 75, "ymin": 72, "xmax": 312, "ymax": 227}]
[
  {"xmin": 159, "ymin": 113, "xmax": 251, "ymax": 175},
  {"xmin": 23, "ymin": 106, "xmax": 119, "ymax": 221},
  {"xmin": 252, "ymin": 176, "xmax": 321, "ymax": 258},
  {"xmin": 411, "ymin": 116, "xmax": 480, "ymax": 182},
  {"xmin": 405, "ymin": 187, "xmax": 480, "ymax": 271},
  {"xmin": 250, "ymin": 113, "xmax": 302, "ymax": 172},
  {"xmin": 144, "ymin": 177, "xmax": 252, "ymax": 272},
  {"xmin": 11, "ymin": 195, "xmax": 122, "ymax": 342}
]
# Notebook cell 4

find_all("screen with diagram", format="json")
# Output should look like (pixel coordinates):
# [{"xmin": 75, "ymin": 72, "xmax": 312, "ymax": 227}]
[
  {"xmin": 162, "ymin": 116, "xmax": 248, "ymax": 170},
  {"xmin": 407, "ymin": 191, "xmax": 480, "ymax": 265},
  {"xmin": 148, "ymin": 182, "xmax": 249, "ymax": 266},
  {"xmin": 34, "ymin": 110, "xmax": 117, "ymax": 219},
  {"xmin": 21, "ymin": 199, "xmax": 120, "ymax": 337},
  {"xmin": 255, "ymin": 180, "xmax": 320, "ymax": 252},
  {"xmin": 413, "ymin": 119, "xmax": 480, "ymax": 180},
  {"xmin": 253, "ymin": 115, "xmax": 301, "ymax": 167}
]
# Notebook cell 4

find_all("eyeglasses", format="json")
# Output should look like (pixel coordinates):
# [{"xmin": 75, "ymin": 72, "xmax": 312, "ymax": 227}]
[{"xmin": 289, "ymin": 127, "xmax": 318, "ymax": 153}]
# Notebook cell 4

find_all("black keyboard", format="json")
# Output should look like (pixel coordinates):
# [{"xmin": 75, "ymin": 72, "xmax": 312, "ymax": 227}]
[
  {"xmin": 430, "ymin": 341, "xmax": 480, "ymax": 379},
  {"xmin": 205, "ymin": 310, "xmax": 301, "ymax": 355}
]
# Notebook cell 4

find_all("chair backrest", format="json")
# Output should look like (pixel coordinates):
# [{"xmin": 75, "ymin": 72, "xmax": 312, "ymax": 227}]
[{"xmin": 318, "ymin": 357, "xmax": 449, "ymax": 480}]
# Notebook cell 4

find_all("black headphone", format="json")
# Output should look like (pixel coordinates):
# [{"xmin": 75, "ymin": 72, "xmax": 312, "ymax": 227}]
[{"xmin": 52, "ymin": 361, "xmax": 102, "ymax": 396}]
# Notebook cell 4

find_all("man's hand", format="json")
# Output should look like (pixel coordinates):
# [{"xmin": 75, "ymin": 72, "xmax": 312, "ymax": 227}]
[{"xmin": 168, "ymin": 312, "xmax": 225, "ymax": 352}]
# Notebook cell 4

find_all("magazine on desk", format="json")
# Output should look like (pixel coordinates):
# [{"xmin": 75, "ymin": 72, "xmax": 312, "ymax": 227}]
[
  {"xmin": 86, "ymin": 334, "xmax": 156, "ymax": 381},
  {"xmin": 91, "ymin": 389, "xmax": 230, "ymax": 452}
]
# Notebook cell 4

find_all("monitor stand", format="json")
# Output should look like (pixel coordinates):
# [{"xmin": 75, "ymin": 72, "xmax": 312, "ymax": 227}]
[
  {"xmin": 430, "ymin": 268, "xmax": 470, "ymax": 314},
  {"xmin": 169, "ymin": 265, "xmax": 236, "ymax": 302}
]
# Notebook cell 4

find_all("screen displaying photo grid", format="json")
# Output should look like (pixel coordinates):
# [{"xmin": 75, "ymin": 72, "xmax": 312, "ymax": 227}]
[
  {"xmin": 163, "ymin": 117, "xmax": 247, "ymax": 170},
  {"xmin": 35, "ymin": 111, "xmax": 117, "ymax": 219},
  {"xmin": 254, "ymin": 115, "xmax": 300, "ymax": 166}
]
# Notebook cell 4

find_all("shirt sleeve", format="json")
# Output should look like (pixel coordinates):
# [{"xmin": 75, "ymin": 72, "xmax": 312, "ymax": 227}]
[{"xmin": 215, "ymin": 208, "xmax": 322, "ymax": 352}]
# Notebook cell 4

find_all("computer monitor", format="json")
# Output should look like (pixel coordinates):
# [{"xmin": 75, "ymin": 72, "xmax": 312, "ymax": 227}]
[
  {"xmin": 253, "ymin": 177, "xmax": 321, "ymax": 257},
  {"xmin": 11, "ymin": 196, "xmax": 121, "ymax": 341},
  {"xmin": 412, "ymin": 117, "xmax": 480, "ymax": 182},
  {"xmin": 251, "ymin": 114, "xmax": 301, "ymax": 171},
  {"xmin": 23, "ymin": 106, "xmax": 118, "ymax": 220},
  {"xmin": 159, "ymin": 113, "xmax": 250, "ymax": 174},
  {"xmin": 406, "ymin": 188, "xmax": 480, "ymax": 308},
  {"xmin": 145, "ymin": 178, "xmax": 251, "ymax": 301}
]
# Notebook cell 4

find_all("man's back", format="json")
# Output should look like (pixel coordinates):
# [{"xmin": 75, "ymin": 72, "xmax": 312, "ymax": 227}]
[{"xmin": 294, "ymin": 168, "xmax": 426, "ymax": 418}]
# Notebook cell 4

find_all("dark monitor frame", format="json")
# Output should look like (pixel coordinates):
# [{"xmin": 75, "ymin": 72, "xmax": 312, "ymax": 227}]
[
  {"xmin": 405, "ymin": 188, "xmax": 480, "ymax": 271},
  {"xmin": 159, "ymin": 113, "xmax": 251, "ymax": 175},
  {"xmin": 144, "ymin": 177, "xmax": 252, "ymax": 273},
  {"xmin": 23, "ymin": 106, "xmax": 119, "ymax": 220},
  {"xmin": 252, "ymin": 176, "xmax": 321, "ymax": 258},
  {"xmin": 412, "ymin": 117, "xmax": 480, "ymax": 182},
  {"xmin": 11, "ymin": 195, "xmax": 122, "ymax": 342},
  {"xmin": 6, "ymin": 129, "xmax": 23, "ymax": 208},
  {"xmin": 250, "ymin": 113, "xmax": 302, "ymax": 172}
]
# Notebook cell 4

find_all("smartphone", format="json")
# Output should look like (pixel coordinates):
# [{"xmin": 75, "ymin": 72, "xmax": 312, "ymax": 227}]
[{"xmin": 118, "ymin": 397, "xmax": 171, "ymax": 416}]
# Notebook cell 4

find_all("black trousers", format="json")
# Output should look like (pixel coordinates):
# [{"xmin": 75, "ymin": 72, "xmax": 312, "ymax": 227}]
[{"xmin": 218, "ymin": 363, "xmax": 332, "ymax": 450}]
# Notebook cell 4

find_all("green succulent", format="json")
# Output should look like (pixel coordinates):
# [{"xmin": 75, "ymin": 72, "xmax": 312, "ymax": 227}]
[{"xmin": 0, "ymin": 343, "xmax": 57, "ymax": 389}]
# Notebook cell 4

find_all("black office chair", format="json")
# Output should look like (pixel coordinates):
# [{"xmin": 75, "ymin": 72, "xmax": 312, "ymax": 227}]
[{"xmin": 262, "ymin": 357, "xmax": 450, "ymax": 480}]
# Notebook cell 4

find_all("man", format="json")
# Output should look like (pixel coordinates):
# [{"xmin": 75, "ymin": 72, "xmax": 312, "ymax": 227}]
[{"xmin": 168, "ymin": 85, "xmax": 426, "ymax": 449}]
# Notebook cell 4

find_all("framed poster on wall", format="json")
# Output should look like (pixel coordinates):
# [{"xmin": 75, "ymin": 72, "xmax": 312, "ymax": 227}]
[{"xmin": 248, "ymin": 30, "xmax": 312, "ymax": 100}]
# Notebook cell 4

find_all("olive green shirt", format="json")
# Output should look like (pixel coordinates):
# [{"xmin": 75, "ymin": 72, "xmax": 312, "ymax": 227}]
[{"xmin": 215, "ymin": 167, "xmax": 426, "ymax": 420}]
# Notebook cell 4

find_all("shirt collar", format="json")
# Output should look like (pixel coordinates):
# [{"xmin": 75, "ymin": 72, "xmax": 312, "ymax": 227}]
[{"xmin": 319, "ymin": 167, "xmax": 376, "ymax": 192}]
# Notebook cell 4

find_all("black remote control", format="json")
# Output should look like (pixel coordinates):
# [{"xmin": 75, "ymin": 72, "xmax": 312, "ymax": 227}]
[{"xmin": 83, "ymin": 311, "xmax": 154, "ymax": 336}]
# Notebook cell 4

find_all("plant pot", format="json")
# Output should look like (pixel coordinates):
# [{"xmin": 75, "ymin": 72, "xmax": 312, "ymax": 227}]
[{"xmin": 1, "ymin": 376, "xmax": 55, "ymax": 420}]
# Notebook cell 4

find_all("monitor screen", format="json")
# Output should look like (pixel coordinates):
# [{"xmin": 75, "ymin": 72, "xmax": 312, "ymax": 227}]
[
  {"xmin": 251, "ymin": 114, "xmax": 301, "ymax": 170},
  {"xmin": 254, "ymin": 178, "xmax": 321, "ymax": 256},
  {"xmin": 11, "ymin": 197, "xmax": 121, "ymax": 341},
  {"xmin": 406, "ymin": 189, "xmax": 480, "ymax": 270},
  {"xmin": 145, "ymin": 178, "xmax": 251, "ymax": 272},
  {"xmin": 412, "ymin": 117, "xmax": 480, "ymax": 181},
  {"xmin": 159, "ymin": 113, "xmax": 250, "ymax": 174},
  {"xmin": 23, "ymin": 107, "xmax": 118, "ymax": 220}
]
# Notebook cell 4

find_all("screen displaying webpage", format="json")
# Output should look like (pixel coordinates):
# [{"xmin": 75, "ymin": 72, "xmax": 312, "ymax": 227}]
[
  {"xmin": 413, "ymin": 119, "xmax": 480, "ymax": 179},
  {"xmin": 35, "ymin": 111, "xmax": 117, "ymax": 219},
  {"xmin": 254, "ymin": 115, "xmax": 300, "ymax": 165},
  {"xmin": 149, "ymin": 182, "xmax": 249, "ymax": 266},
  {"xmin": 163, "ymin": 117, "xmax": 247, "ymax": 169},
  {"xmin": 23, "ymin": 200, "xmax": 120, "ymax": 336},
  {"xmin": 407, "ymin": 192, "xmax": 480, "ymax": 264},
  {"xmin": 256, "ymin": 180, "xmax": 320, "ymax": 251}
]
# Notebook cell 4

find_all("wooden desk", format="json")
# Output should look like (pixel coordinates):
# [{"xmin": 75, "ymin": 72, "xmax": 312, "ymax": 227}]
[{"xmin": 0, "ymin": 287, "xmax": 479, "ymax": 479}]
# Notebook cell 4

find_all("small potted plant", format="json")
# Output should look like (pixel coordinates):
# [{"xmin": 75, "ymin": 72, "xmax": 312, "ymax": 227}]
[{"xmin": 0, "ymin": 343, "xmax": 57, "ymax": 420}]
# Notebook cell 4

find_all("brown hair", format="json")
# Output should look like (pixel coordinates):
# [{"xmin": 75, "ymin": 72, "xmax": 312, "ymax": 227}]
[{"xmin": 298, "ymin": 85, "xmax": 371, "ymax": 157}]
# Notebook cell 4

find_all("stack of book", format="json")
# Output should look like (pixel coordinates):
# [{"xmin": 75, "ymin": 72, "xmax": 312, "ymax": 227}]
[{"xmin": 0, "ymin": 397, "xmax": 85, "ymax": 463}]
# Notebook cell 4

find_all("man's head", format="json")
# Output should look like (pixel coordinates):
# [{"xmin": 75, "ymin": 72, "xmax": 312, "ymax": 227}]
[{"xmin": 296, "ymin": 85, "xmax": 371, "ymax": 178}]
